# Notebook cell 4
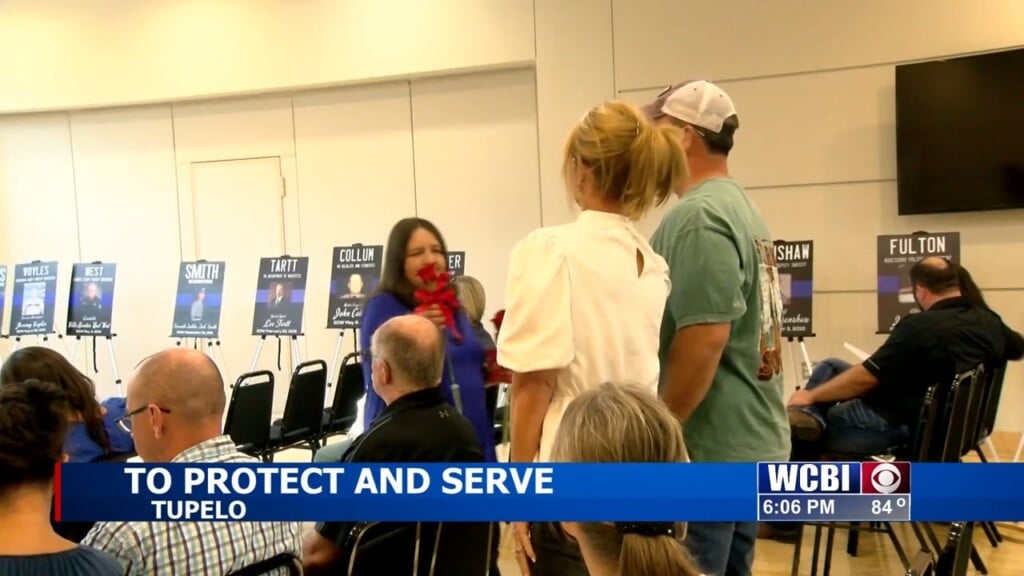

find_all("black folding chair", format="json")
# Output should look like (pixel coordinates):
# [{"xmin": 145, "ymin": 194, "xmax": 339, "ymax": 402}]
[
  {"xmin": 321, "ymin": 351, "xmax": 365, "ymax": 444},
  {"xmin": 224, "ymin": 371, "xmax": 275, "ymax": 461},
  {"xmin": 267, "ymin": 360, "xmax": 329, "ymax": 461},
  {"xmin": 226, "ymin": 553, "xmax": 302, "ymax": 576},
  {"xmin": 344, "ymin": 521, "xmax": 495, "ymax": 575},
  {"xmin": 972, "ymin": 361, "xmax": 1006, "ymax": 463}
]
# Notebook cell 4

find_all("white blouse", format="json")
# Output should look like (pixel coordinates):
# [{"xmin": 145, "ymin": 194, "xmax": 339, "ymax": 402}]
[{"xmin": 497, "ymin": 210, "xmax": 671, "ymax": 462}]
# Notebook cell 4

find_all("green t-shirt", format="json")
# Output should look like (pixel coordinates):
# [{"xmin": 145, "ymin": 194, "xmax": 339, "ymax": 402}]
[{"xmin": 650, "ymin": 178, "xmax": 790, "ymax": 463}]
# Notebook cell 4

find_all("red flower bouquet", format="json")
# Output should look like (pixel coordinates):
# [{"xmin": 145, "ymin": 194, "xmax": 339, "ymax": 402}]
[{"xmin": 413, "ymin": 264, "xmax": 463, "ymax": 341}]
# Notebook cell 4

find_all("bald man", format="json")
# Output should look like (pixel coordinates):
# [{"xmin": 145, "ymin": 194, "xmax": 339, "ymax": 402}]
[
  {"xmin": 304, "ymin": 315, "xmax": 490, "ymax": 575},
  {"xmin": 787, "ymin": 258, "xmax": 1022, "ymax": 455},
  {"xmin": 82, "ymin": 349, "xmax": 303, "ymax": 575}
]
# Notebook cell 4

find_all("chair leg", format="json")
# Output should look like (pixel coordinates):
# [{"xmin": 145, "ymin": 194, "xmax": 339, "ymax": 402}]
[
  {"xmin": 923, "ymin": 523, "xmax": 944, "ymax": 554},
  {"xmin": 909, "ymin": 522, "xmax": 932, "ymax": 555},
  {"xmin": 987, "ymin": 521, "xmax": 1003, "ymax": 543},
  {"xmin": 980, "ymin": 521, "xmax": 998, "ymax": 548},
  {"xmin": 881, "ymin": 522, "xmax": 910, "ymax": 570},
  {"xmin": 790, "ymin": 524, "xmax": 804, "ymax": 576},
  {"xmin": 846, "ymin": 521, "xmax": 860, "ymax": 556},
  {"xmin": 822, "ymin": 524, "xmax": 836, "ymax": 576},
  {"xmin": 970, "ymin": 544, "xmax": 988, "ymax": 575},
  {"xmin": 810, "ymin": 525, "xmax": 823, "ymax": 576},
  {"xmin": 976, "ymin": 447, "xmax": 989, "ymax": 463}
]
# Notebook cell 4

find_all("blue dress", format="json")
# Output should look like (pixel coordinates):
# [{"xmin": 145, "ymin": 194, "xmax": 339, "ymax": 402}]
[
  {"xmin": 64, "ymin": 397, "xmax": 135, "ymax": 463},
  {"xmin": 360, "ymin": 292, "xmax": 497, "ymax": 462}
]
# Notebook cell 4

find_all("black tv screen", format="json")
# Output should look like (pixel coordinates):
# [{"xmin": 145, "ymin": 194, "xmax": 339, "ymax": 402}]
[{"xmin": 895, "ymin": 48, "xmax": 1024, "ymax": 215}]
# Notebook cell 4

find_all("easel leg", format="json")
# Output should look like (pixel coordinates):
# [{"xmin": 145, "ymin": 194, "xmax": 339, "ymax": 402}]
[
  {"xmin": 69, "ymin": 336, "xmax": 81, "ymax": 366},
  {"xmin": 213, "ymin": 341, "xmax": 229, "ymax": 379},
  {"xmin": 249, "ymin": 336, "xmax": 267, "ymax": 372},
  {"xmin": 328, "ymin": 331, "xmax": 345, "ymax": 387},
  {"xmin": 786, "ymin": 339, "xmax": 802, "ymax": 392},
  {"xmin": 1014, "ymin": 432, "xmax": 1024, "ymax": 463},
  {"xmin": 291, "ymin": 335, "xmax": 301, "ymax": 366},
  {"xmin": 105, "ymin": 336, "xmax": 124, "ymax": 396},
  {"xmin": 12, "ymin": 337, "xmax": 21, "ymax": 353},
  {"xmin": 799, "ymin": 341, "xmax": 813, "ymax": 380}
]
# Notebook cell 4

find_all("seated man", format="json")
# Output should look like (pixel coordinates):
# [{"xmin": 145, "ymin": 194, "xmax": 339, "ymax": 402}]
[
  {"xmin": 82, "ymin": 349, "xmax": 303, "ymax": 575},
  {"xmin": 788, "ymin": 257, "xmax": 1024, "ymax": 456},
  {"xmin": 303, "ymin": 314, "xmax": 492, "ymax": 575}
]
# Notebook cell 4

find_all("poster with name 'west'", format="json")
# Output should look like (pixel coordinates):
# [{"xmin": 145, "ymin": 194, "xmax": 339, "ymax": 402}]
[
  {"xmin": 9, "ymin": 261, "xmax": 59, "ymax": 336},
  {"xmin": 0, "ymin": 265, "xmax": 7, "ymax": 333},
  {"xmin": 327, "ymin": 245, "xmax": 382, "ymax": 330},
  {"xmin": 877, "ymin": 232, "xmax": 960, "ymax": 334},
  {"xmin": 171, "ymin": 261, "xmax": 226, "ymax": 338},
  {"xmin": 773, "ymin": 241, "xmax": 814, "ymax": 338},
  {"xmin": 66, "ymin": 263, "xmax": 117, "ymax": 337},
  {"xmin": 253, "ymin": 257, "xmax": 309, "ymax": 336},
  {"xmin": 448, "ymin": 251, "xmax": 466, "ymax": 278}
]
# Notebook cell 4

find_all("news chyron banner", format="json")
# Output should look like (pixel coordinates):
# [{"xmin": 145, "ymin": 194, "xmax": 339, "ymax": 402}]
[
  {"xmin": 171, "ymin": 261, "xmax": 226, "ymax": 339},
  {"xmin": 9, "ymin": 261, "xmax": 58, "ymax": 336},
  {"xmin": 66, "ymin": 263, "xmax": 117, "ymax": 337},
  {"xmin": 0, "ymin": 265, "xmax": 7, "ymax": 331},
  {"xmin": 253, "ymin": 257, "xmax": 309, "ymax": 336},
  {"xmin": 327, "ymin": 245, "xmax": 382, "ymax": 330},
  {"xmin": 773, "ymin": 240, "xmax": 813, "ymax": 338},
  {"xmin": 54, "ymin": 462, "xmax": 1024, "ymax": 523},
  {"xmin": 448, "ymin": 251, "xmax": 466, "ymax": 278},
  {"xmin": 877, "ymin": 232, "xmax": 959, "ymax": 333}
]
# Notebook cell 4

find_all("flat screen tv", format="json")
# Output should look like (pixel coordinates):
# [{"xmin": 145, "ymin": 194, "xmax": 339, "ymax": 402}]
[{"xmin": 895, "ymin": 48, "xmax": 1024, "ymax": 215}]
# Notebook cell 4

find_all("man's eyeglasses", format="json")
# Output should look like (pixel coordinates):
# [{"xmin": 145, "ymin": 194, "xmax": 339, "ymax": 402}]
[{"xmin": 116, "ymin": 405, "xmax": 171, "ymax": 434}]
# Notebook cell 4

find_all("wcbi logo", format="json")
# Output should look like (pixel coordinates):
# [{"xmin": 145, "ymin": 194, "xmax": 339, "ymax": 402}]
[{"xmin": 759, "ymin": 462, "xmax": 911, "ymax": 494}]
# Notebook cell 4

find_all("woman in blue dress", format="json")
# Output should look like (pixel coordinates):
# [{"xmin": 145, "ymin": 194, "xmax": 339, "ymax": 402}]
[{"xmin": 359, "ymin": 217, "xmax": 496, "ymax": 463}]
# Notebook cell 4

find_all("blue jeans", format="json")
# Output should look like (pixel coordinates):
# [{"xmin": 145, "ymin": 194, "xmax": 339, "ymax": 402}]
[
  {"xmin": 798, "ymin": 358, "xmax": 909, "ymax": 455},
  {"xmin": 686, "ymin": 521, "xmax": 758, "ymax": 576}
]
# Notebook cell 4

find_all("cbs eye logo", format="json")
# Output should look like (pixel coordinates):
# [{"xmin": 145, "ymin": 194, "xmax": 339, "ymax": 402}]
[{"xmin": 862, "ymin": 462, "xmax": 910, "ymax": 494}]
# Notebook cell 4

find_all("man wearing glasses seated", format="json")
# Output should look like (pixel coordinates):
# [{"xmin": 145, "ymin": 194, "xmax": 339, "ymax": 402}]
[{"xmin": 82, "ymin": 349, "xmax": 303, "ymax": 575}]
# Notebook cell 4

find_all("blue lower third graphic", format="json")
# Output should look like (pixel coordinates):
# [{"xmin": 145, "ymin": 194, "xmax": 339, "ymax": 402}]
[{"xmin": 758, "ymin": 494, "xmax": 911, "ymax": 522}]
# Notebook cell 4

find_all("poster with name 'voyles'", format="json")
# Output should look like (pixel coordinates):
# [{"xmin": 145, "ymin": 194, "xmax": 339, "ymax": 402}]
[
  {"xmin": 0, "ymin": 265, "xmax": 7, "ymax": 332},
  {"xmin": 67, "ymin": 263, "xmax": 117, "ymax": 337},
  {"xmin": 773, "ymin": 241, "xmax": 814, "ymax": 338},
  {"xmin": 254, "ymin": 257, "xmax": 309, "ymax": 336},
  {"xmin": 448, "ymin": 251, "xmax": 466, "ymax": 278},
  {"xmin": 327, "ymin": 245, "xmax": 382, "ymax": 330},
  {"xmin": 9, "ymin": 261, "xmax": 59, "ymax": 336},
  {"xmin": 877, "ymin": 232, "xmax": 960, "ymax": 334},
  {"xmin": 171, "ymin": 261, "xmax": 226, "ymax": 338}
]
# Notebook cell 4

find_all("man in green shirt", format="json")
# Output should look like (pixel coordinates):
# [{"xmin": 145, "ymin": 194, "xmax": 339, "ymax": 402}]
[{"xmin": 645, "ymin": 80, "xmax": 790, "ymax": 576}]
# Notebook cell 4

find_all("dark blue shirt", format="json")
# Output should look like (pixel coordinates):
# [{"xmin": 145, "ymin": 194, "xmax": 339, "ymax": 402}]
[
  {"xmin": 0, "ymin": 546, "xmax": 124, "ymax": 575},
  {"xmin": 64, "ymin": 397, "xmax": 135, "ymax": 463},
  {"xmin": 359, "ymin": 292, "xmax": 496, "ymax": 462}
]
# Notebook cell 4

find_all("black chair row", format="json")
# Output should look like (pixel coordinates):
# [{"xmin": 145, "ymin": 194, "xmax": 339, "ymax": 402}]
[
  {"xmin": 792, "ymin": 362, "xmax": 1002, "ymax": 576},
  {"xmin": 342, "ymin": 520, "xmax": 496, "ymax": 575},
  {"xmin": 224, "ymin": 352, "xmax": 365, "ymax": 462}
]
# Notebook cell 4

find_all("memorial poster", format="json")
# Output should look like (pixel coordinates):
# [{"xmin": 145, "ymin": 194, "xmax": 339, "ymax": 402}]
[
  {"xmin": 877, "ymin": 232, "xmax": 960, "ymax": 333},
  {"xmin": 774, "ymin": 241, "xmax": 814, "ymax": 338},
  {"xmin": 9, "ymin": 261, "xmax": 58, "ymax": 336},
  {"xmin": 253, "ymin": 256, "xmax": 309, "ymax": 336},
  {"xmin": 327, "ymin": 245, "xmax": 382, "ymax": 330},
  {"xmin": 448, "ymin": 251, "xmax": 466, "ymax": 278},
  {"xmin": 67, "ymin": 262, "xmax": 117, "ymax": 337},
  {"xmin": 171, "ymin": 261, "xmax": 226, "ymax": 338}
]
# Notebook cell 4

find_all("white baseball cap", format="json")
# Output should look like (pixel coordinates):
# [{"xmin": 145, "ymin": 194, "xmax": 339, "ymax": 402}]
[{"xmin": 641, "ymin": 80, "xmax": 738, "ymax": 134}]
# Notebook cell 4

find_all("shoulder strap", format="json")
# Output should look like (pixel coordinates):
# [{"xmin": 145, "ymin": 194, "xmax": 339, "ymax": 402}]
[{"xmin": 447, "ymin": 352, "xmax": 463, "ymax": 415}]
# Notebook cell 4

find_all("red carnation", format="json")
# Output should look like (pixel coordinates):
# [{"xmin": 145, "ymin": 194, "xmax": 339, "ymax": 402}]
[{"xmin": 413, "ymin": 264, "xmax": 462, "ymax": 340}]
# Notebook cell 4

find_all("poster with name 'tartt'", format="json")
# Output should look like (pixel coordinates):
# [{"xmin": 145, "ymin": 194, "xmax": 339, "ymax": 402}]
[
  {"xmin": 253, "ymin": 257, "xmax": 309, "ymax": 336},
  {"xmin": 773, "ymin": 240, "xmax": 814, "ymax": 338},
  {"xmin": 877, "ymin": 232, "xmax": 960, "ymax": 334}
]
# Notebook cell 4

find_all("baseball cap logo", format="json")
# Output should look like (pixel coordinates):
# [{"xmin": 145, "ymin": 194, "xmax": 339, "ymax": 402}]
[{"xmin": 861, "ymin": 462, "xmax": 910, "ymax": 494}]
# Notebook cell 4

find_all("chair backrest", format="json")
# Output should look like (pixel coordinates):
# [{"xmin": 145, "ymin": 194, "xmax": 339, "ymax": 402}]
[
  {"xmin": 331, "ymin": 351, "xmax": 366, "ymax": 419},
  {"xmin": 224, "ymin": 371, "xmax": 275, "ymax": 454},
  {"xmin": 345, "ymin": 521, "xmax": 494, "ymax": 575},
  {"xmin": 226, "ymin": 553, "xmax": 302, "ymax": 576},
  {"xmin": 911, "ymin": 385, "xmax": 940, "ymax": 462},
  {"xmin": 975, "ymin": 360, "xmax": 1007, "ymax": 444},
  {"xmin": 938, "ymin": 369, "xmax": 976, "ymax": 463},
  {"xmin": 960, "ymin": 363, "xmax": 988, "ymax": 457},
  {"xmin": 281, "ymin": 359, "xmax": 328, "ymax": 435}
]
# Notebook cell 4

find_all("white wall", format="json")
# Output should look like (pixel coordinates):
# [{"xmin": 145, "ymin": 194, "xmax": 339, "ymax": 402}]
[
  {"xmin": 614, "ymin": 0, "xmax": 1024, "ymax": 430},
  {"xmin": 0, "ymin": 0, "xmax": 535, "ymax": 113}
]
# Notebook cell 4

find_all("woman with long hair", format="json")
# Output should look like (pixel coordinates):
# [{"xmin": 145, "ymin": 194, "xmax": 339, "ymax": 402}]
[
  {"xmin": 0, "ymin": 378, "xmax": 123, "ymax": 574},
  {"xmin": 358, "ymin": 217, "xmax": 496, "ymax": 462},
  {"xmin": 497, "ymin": 101, "xmax": 687, "ymax": 574},
  {"xmin": 0, "ymin": 347, "xmax": 133, "ymax": 463},
  {"xmin": 552, "ymin": 383, "xmax": 702, "ymax": 576}
]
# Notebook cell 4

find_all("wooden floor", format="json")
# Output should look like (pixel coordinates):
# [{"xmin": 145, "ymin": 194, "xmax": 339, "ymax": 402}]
[{"xmin": 292, "ymin": 432, "xmax": 1024, "ymax": 575}]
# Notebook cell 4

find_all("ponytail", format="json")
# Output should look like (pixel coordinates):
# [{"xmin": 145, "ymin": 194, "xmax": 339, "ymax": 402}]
[
  {"xmin": 577, "ymin": 522, "xmax": 701, "ymax": 576},
  {"xmin": 624, "ymin": 120, "xmax": 687, "ymax": 219},
  {"xmin": 0, "ymin": 378, "xmax": 70, "ymax": 491}
]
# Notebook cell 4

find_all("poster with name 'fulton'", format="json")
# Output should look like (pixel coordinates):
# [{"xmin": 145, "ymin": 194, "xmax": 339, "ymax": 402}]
[
  {"xmin": 0, "ymin": 265, "xmax": 6, "ymax": 332},
  {"xmin": 254, "ymin": 257, "xmax": 309, "ymax": 336},
  {"xmin": 327, "ymin": 245, "xmax": 382, "ymax": 330},
  {"xmin": 171, "ymin": 261, "xmax": 226, "ymax": 339},
  {"xmin": 773, "ymin": 241, "xmax": 814, "ymax": 338},
  {"xmin": 877, "ymin": 232, "xmax": 960, "ymax": 334},
  {"xmin": 66, "ymin": 263, "xmax": 117, "ymax": 337},
  {"xmin": 9, "ymin": 262, "xmax": 59, "ymax": 336}
]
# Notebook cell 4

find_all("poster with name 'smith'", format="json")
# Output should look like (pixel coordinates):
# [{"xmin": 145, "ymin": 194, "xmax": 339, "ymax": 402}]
[
  {"xmin": 9, "ymin": 261, "xmax": 59, "ymax": 336},
  {"xmin": 773, "ymin": 241, "xmax": 813, "ymax": 338},
  {"xmin": 253, "ymin": 257, "xmax": 309, "ymax": 336},
  {"xmin": 171, "ymin": 261, "xmax": 226, "ymax": 338},
  {"xmin": 66, "ymin": 263, "xmax": 117, "ymax": 337},
  {"xmin": 327, "ymin": 245, "xmax": 382, "ymax": 330},
  {"xmin": 876, "ymin": 232, "xmax": 960, "ymax": 334}
]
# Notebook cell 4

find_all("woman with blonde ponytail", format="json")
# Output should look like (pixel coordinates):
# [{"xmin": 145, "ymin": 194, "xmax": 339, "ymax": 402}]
[
  {"xmin": 497, "ymin": 101, "xmax": 688, "ymax": 575},
  {"xmin": 551, "ymin": 383, "xmax": 703, "ymax": 576}
]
